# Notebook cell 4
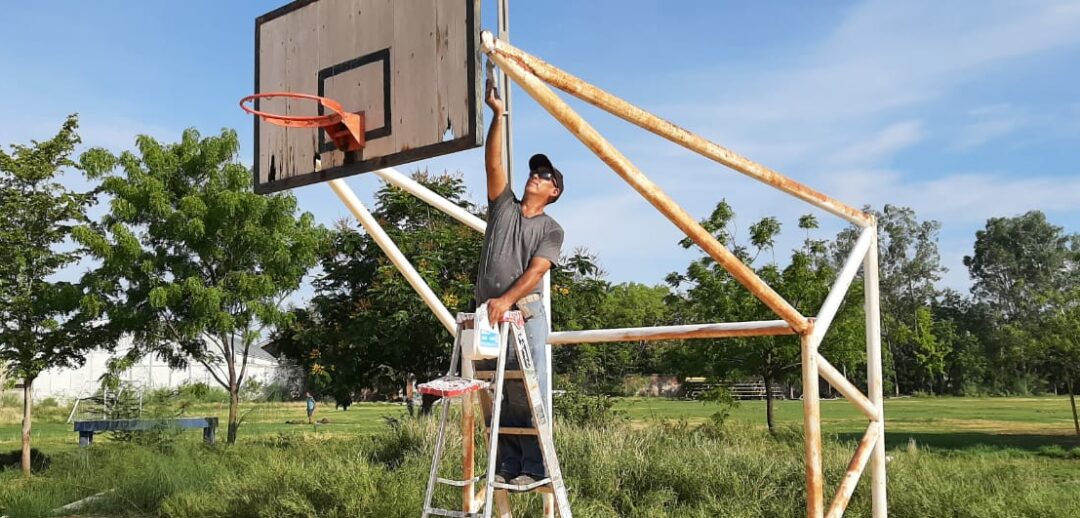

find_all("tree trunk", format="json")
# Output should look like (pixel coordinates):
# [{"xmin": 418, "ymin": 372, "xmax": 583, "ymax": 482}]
[
  {"xmin": 21, "ymin": 377, "xmax": 33, "ymax": 478},
  {"xmin": 225, "ymin": 339, "xmax": 240, "ymax": 444},
  {"xmin": 1069, "ymin": 380, "xmax": 1079, "ymax": 437},
  {"xmin": 764, "ymin": 374, "xmax": 775, "ymax": 434},
  {"xmin": 227, "ymin": 387, "xmax": 240, "ymax": 444}
]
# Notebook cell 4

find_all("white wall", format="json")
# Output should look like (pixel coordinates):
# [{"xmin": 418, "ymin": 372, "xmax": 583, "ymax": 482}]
[{"xmin": 32, "ymin": 335, "xmax": 285, "ymax": 401}]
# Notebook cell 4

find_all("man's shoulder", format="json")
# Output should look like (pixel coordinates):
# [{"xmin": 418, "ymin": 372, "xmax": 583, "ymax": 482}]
[{"xmin": 541, "ymin": 212, "xmax": 563, "ymax": 230}]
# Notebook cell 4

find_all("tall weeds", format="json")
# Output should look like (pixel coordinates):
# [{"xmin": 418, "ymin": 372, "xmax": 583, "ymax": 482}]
[{"xmin": 1, "ymin": 416, "xmax": 1077, "ymax": 517}]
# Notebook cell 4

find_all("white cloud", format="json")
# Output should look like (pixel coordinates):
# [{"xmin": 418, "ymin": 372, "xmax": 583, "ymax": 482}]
[
  {"xmin": 829, "ymin": 121, "xmax": 924, "ymax": 166},
  {"xmin": 822, "ymin": 169, "xmax": 1080, "ymax": 225},
  {"xmin": 655, "ymin": 0, "xmax": 1080, "ymax": 170},
  {"xmin": 953, "ymin": 104, "xmax": 1031, "ymax": 150}
]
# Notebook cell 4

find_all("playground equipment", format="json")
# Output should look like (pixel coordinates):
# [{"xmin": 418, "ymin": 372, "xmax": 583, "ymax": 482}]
[{"xmin": 244, "ymin": 2, "xmax": 887, "ymax": 516}]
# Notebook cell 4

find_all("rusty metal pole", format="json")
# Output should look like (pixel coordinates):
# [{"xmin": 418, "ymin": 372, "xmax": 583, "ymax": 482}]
[
  {"xmin": 481, "ymin": 32, "xmax": 809, "ymax": 334},
  {"xmin": 801, "ymin": 333, "xmax": 824, "ymax": 518},
  {"xmin": 863, "ymin": 226, "xmax": 888, "ymax": 518},
  {"xmin": 484, "ymin": 38, "xmax": 871, "ymax": 228},
  {"xmin": 826, "ymin": 423, "xmax": 880, "ymax": 518}
]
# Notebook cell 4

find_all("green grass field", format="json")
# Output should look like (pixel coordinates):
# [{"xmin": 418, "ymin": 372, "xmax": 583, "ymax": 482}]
[
  {"xmin": 1, "ymin": 396, "xmax": 1078, "ymax": 517},
  {"xmin": 2, "ymin": 395, "xmax": 1078, "ymax": 455}
]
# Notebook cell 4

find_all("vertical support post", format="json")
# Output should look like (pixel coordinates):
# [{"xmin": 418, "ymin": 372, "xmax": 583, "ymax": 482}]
[
  {"xmin": 544, "ymin": 268, "xmax": 552, "ymax": 515},
  {"xmin": 801, "ymin": 333, "xmax": 824, "ymax": 518},
  {"xmin": 864, "ymin": 228, "xmax": 888, "ymax": 518},
  {"xmin": 543, "ymin": 272, "xmax": 553, "ymax": 414},
  {"xmin": 498, "ymin": 0, "xmax": 514, "ymax": 187},
  {"xmin": 204, "ymin": 421, "xmax": 216, "ymax": 445}
]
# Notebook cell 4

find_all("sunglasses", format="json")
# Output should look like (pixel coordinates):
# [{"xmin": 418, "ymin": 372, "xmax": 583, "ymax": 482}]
[{"xmin": 529, "ymin": 170, "xmax": 555, "ymax": 182}]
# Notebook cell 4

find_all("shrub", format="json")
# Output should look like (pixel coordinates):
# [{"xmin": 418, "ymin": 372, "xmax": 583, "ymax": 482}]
[
  {"xmin": 177, "ymin": 382, "xmax": 229, "ymax": 403},
  {"xmin": 553, "ymin": 384, "xmax": 623, "ymax": 427}
]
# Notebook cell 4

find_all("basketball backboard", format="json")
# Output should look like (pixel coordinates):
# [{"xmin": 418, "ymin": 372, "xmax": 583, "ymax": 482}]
[{"xmin": 254, "ymin": 0, "xmax": 483, "ymax": 194}]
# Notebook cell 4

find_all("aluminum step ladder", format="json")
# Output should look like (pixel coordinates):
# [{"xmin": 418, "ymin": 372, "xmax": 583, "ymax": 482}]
[{"xmin": 420, "ymin": 311, "xmax": 572, "ymax": 518}]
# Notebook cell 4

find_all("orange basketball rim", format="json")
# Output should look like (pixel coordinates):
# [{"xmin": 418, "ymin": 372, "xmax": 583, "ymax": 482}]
[{"xmin": 240, "ymin": 92, "xmax": 365, "ymax": 152}]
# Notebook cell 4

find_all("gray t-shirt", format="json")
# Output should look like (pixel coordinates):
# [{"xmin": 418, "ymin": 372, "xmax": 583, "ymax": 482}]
[{"xmin": 476, "ymin": 185, "xmax": 564, "ymax": 302}]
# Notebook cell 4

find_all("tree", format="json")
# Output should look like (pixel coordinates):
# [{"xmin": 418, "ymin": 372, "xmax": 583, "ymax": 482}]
[
  {"xmin": 666, "ymin": 201, "xmax": 862, "ymax": 432},
  {"xmin": 1042, "ymin": 287, "xmax": 1080, "ymax": 435},
  {"xmin": 273, "ymin": 171, "xmax": 482, "ymax": 414},
  {"xmin": 0, "ymin": 115, "xmax": 112, "ymax": 476},
  {"xmin": 75, "ymin": 129, "xmax": 322, "ymax": 443},
  {"xmin": 834, "ymin": 205, "xmax": 946, "ymax": 395},
  {"xmin": 932, "ymin": 290, "xmax": 988, "ymax": 395},
  {"xmin": 963, "ymin": 211, "xmax": 1077, "ymax": 393}
]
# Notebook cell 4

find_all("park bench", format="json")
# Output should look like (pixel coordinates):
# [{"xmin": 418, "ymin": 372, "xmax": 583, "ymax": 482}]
[{"xmin": 73, "ymin": 417, "xmax": 218, "ymax": 447}]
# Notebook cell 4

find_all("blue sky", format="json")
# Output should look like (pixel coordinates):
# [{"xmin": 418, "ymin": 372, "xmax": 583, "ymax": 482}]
[{"xmin": 3, "ymin": 0, "xmax": 1079, "ymax": 298}]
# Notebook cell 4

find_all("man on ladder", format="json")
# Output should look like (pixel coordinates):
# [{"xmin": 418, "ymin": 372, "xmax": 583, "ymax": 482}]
[{"xmin": 477, "ymin": 71, "xmax": 565, "ymax": 488}]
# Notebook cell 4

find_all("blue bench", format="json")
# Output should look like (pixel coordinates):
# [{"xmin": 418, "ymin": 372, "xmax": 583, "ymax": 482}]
[{"xmin": 73, "ymin": 417, "xmax": 218, "ymax": 447}]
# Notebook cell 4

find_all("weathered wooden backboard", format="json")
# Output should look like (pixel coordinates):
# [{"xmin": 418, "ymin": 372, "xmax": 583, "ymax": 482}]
[{"xmin": 254, "ymin": 0, "xmax": 483, "ymax": 194}]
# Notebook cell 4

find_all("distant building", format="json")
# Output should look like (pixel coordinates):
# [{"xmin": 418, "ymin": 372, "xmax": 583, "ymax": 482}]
[{"xmin": 28, "ymin": 334, "xmax": 288, "ymax": 401}]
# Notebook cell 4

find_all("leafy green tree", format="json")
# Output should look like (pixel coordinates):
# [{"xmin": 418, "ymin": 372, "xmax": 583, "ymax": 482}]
[
  {"xmin": 910, "ymin": 306, "xmax": 950, "ymax": 394},
  {"xmin": 1042, "ymin": 287, "xmax": 1080, "ymax": 435},
  {"xmin": 74, "ymin": 129, "xmax": 322, "ymax": 443},
  {"xmin": 273, "ymin": 171, "xmax": 482, "ymax": 414},
  {"xmin": 835, "ymin": 205, "xmax": 946, "ymax": 395},
  {"xmin": 551, "ymin": 247, "xmax": 609, "ymax": 332},
  {"xmin": 667, "ymin": 202, "xmax": 862, "ymax": 432},
  {"xmin": 0, "ymin": 116, "xmax": 112, "ymax": 475},
  {"xmin": 964, "ymin": 211, "xmax": 1078, "ymax": 393},
  {"xmin": 556, "ymin": 280, "xmax": 673, "ymax": 394}
]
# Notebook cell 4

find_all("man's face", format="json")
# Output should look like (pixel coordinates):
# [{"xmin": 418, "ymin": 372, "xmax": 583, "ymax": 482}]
[{"xmin": 525, "ymin": 169, "xmax": 560, "ymax": 202}]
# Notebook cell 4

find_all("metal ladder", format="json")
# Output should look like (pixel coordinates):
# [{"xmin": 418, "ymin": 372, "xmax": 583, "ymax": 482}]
[{"xmin": 420, "ymin": 311, "xmax": 572, "ymax": 518}]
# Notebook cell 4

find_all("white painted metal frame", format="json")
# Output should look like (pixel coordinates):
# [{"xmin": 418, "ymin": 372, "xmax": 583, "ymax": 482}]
[{"xmin": 322, "ymin": 31, "xmax": 887, "ymax": 518}]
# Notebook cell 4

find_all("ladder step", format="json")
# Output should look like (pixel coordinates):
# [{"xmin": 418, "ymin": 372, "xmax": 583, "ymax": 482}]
[
  {"xmin": 474, "ymin": 370, "xmax": 523, "ymax": 380},
  {"xmin": 487, "ymin": 426, "xmax": 539, "ymax": 436},
  {"xmin": 491, "ymin": 477, "xmax": 553, "ymax": 492},
  {"xmin": 437, "ymin": 475, "xmax": 486, "ymax": 487},
  {"xmin": 424, "ymin": 508, "xmax": 484, "ymax": 518}
]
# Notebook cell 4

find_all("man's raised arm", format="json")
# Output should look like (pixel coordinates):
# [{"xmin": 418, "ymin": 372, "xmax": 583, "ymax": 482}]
[{"xmin": 484, "ymin": 77, "xmax": 508, "ymax": 201}]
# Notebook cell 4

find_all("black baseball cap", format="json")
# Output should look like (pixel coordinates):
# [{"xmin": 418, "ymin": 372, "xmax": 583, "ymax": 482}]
[{"xmin": 528, "ymin": 153, "xmax": 564, "ymax": 203}]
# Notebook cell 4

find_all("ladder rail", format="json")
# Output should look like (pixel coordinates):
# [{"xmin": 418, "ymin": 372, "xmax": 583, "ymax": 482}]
[
  {"xmin": 482, "ymin": 320, "xmax": 512, "ymax": 518},
  {"xmin": 423, "ymin": 327, "xmax": 466, "ymax": 518}
]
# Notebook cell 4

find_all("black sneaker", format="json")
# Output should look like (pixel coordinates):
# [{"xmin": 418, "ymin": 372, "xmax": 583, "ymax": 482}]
[{"xmin": 494, "ymin": 472, "xmax": 512, "ymax": 484}]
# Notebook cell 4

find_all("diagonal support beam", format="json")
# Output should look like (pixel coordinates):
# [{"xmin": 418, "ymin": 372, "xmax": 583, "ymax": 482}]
[
  {"xmin": 482, "ymin": 35, "xmax": 871, "ymax": 228},
  {"xmin": 808, "ymin": 226, "xmax": 874, "ymax": 349},
  {"xmin": 328, "ymin": 179, "xmax": 456, "ymax": 334},
  {"xmin": 372, "ymin": 168, "xmax": 488, "ymax": 233},
  {"xmin": 482, "ymin": 32, "xmax": 809, "ymax": 334},
  {"xmin": 817, "ymin": 355, "xmax": 878, "ymax": 421},
  {"xmin": 826, "ymin": 422, "xmax": 881, "ymax": 518}
]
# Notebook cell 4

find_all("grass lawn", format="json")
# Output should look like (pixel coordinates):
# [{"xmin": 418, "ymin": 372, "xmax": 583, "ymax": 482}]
[
  {"xmin": 1, "ymin": 396, "xmax": 1079, "ymax": 517},
  {"xmin": 3, "ymin": 395, "xmax": 1077, "ymax": 456},
  {"xmin": 620, "ymin": 395, "xmax": 1080, "ymax": 451}
]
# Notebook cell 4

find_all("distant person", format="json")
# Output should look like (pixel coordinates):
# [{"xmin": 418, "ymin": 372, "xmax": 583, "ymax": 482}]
[{"xmin": 306, "ymin": 392, "xmax": 316, "ymax": 424}]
